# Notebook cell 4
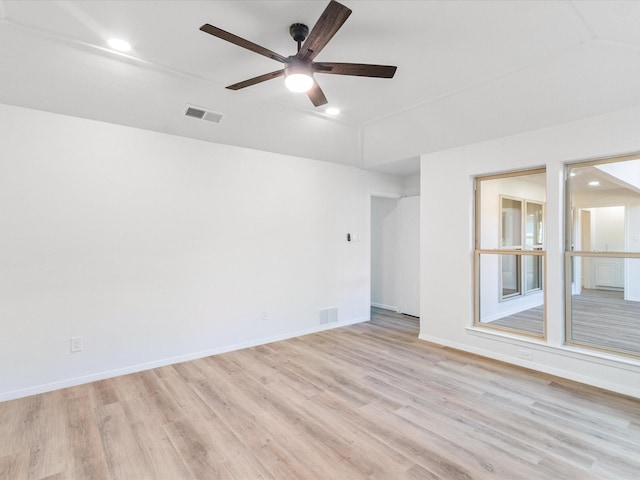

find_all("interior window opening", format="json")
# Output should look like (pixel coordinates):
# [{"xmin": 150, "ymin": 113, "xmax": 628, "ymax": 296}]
[
  {"xmin": 474, "ymin": 169, "xmax": 546, "ymax": 338},
  {"xmin": 566, "ymin": 156, "xmax": 640, "ymax": 358}
]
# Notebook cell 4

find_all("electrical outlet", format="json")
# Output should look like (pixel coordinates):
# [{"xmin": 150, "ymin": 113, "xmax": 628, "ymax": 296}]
[
  {"xmin": 70, "ymin": 336, "xmax": 83, "ymax": 353},
  {"xmin": 261, "ymin": 311, "xmax": 268, "ymax": 321}
]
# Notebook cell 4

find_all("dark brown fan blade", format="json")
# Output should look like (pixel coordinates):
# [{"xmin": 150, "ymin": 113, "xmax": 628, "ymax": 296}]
[
  {"xmin": 297, "ymin": 1, "xmax": 352, "ymax": 62},
  {"xmin": 226, "ymin": 69, "xmax": 285, "ymax": 90},
  {"xmin": 313, "ymin": 62, "xmax": 397, "ymax": 78},
  {"xmin": 307, "ymin": 81, "xmax": 328, "ymax": 107},
  {"xmin": 200, "ymin": 24, "xmax": 288, "ymax": 64}
]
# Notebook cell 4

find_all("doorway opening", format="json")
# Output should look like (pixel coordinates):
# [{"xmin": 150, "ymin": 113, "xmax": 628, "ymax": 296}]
[{"xmin": 370, "ymin": 195, "xmax": 420, "ymax": 317}]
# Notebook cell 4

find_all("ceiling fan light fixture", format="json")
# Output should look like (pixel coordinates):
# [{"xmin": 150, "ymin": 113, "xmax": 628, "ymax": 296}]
[{"xmin": 284, "ymin": 63, "xmax": 314, "ymax": 92}]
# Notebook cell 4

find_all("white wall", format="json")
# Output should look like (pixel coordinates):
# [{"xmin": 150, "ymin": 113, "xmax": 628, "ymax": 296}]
[
  {"xmin": 421, "ymin": 104, "xmax": 640, "ymax": 399},
  {"xmin": 403, "ymin": 175, "xmax": 421, "ymax": 197},
  {"xmin": 0, "ymin": 103, "xmax": 404, "ymax": 401},
  {"xmin": 397, "ymin": 196, "xmax": 420, "ymax": 317},
  {"xmin": 371, "ymin": 197, "xmax": 399, "ymax": 311}
]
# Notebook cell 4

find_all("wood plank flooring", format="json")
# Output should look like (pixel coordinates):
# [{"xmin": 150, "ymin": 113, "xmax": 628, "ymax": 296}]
[
  {"xmin": 570, "ymin": 289, "xmax": 640, "ymax": 354},
  {"xmin": 489, "ymin": 304, "xmax": 544, "ymax": 335},
  {"xmin": 1, "ymin": 308, "xmax": 640, "ymax": 479},
  {"xmin": 488, "ymin": 288, "xmax": 640, "ymax": 354}
]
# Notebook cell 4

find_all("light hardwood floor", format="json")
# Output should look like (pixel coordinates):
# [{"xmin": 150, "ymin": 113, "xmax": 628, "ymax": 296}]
[
  {"xmin": 488, "ymin": 289, "xmax": 640, "ymax": 354},
  {"xmin": 489, "ymin": 304, "xmax": 544, "ymax": 335},
  {"xmin": 570, "ymin": 289, "xmax": 640, "ymax": 354},
  {"xmin": 1, "ymin": 308, "xmax": 640, "ymax": 479}
]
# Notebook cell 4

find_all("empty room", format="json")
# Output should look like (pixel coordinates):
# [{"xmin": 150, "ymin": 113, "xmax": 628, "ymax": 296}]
[{"xmin": 1, "ymin": 1, "xmax": 639, "ymax": 479}]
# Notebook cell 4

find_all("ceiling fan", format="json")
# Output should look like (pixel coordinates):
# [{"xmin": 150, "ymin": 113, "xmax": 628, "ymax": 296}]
[{"xmin": 199, "ymin": 0, "xmax": 397, "ymax": 107}]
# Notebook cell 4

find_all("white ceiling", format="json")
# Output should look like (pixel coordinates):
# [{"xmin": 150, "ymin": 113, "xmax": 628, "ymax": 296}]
[{"xmin": 2, "ymin": 1, "xmax": 640, "ymax": 176}]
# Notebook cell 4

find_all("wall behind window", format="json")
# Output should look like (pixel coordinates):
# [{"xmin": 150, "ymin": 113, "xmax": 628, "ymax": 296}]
[{"xmin": 420, "ymin": 105, "xmax": 640, "ymax": 398}]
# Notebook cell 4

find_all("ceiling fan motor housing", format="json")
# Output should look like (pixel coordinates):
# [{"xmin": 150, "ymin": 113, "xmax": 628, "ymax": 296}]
[{"xmin": 289, "ymin": 23, "xmax": 309, "ymax": 43}]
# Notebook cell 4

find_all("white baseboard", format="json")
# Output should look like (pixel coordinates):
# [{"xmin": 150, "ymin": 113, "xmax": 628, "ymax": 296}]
[
  {"xmin": 371, "ymin": 302, "xmax": 399, "ymax": 312},
  {"xmin": 0, "ymin": 316, "xmax": 369, "ymax": 403}
]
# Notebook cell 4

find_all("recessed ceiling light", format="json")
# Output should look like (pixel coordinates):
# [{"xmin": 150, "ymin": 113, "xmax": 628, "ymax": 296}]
[
  {"xmin": 588, "ymin": 181, "xmax": 601, "ymax": 187},
  {"xmin": 325, "ymin": 107, "xmax": 340, "ymax": 116},
  {"xmin": 107, "ymin": 38, "xmax": 132, "ymax": 52}
]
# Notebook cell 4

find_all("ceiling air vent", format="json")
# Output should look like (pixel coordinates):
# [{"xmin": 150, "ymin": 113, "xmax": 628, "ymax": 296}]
[{"xmin": 184, "ymin": 105, "xmax": 223, "ymax": 124}]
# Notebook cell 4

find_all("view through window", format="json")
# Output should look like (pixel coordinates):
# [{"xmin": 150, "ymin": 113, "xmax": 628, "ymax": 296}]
[
  {"xmin": 475, "ymin": 169, "xmax": 546, "ymax": 337},
  {"xmin": 566, "ymin": 156, "xmax": 640, "ymax": 357}
]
